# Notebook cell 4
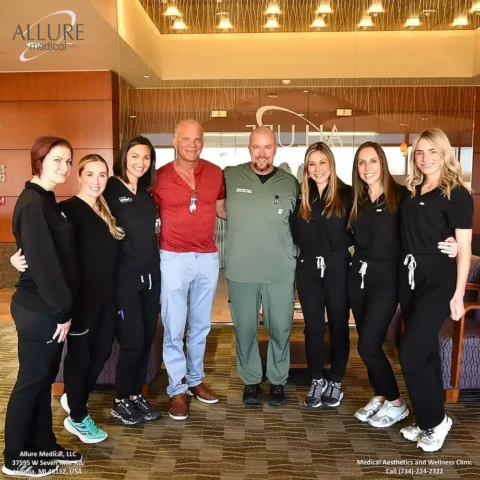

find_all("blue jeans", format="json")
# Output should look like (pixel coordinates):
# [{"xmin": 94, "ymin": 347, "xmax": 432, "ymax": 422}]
[{"xmin": 160, "ymin": 250, "xmax": 219, "ymax": 397}]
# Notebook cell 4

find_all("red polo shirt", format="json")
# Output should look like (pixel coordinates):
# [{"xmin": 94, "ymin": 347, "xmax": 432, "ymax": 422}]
[{"xmin": 153, "ymin": 159, "xmax": 225, "ymax": 253}]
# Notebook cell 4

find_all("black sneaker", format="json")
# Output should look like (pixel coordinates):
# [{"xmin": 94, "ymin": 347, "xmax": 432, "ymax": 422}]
[
  {"xmin": 2, "ymin": 461, "xmax": 58, "ymax": 477},
  {"xmin": 268, "ymin": 384, "xmax": 286, "ymax": 407},
  {"xmin": 242, "ymin": 384, "xmax": 263, "ymax": 405},
  {"xmin": 111, "ymin": 399, "xmax": 145, "ymax": 425},
  {"xmin": 41, "ymin": 444, "xmax": 83, "ymax": 465},
  {"xmin": 131, "ymin": 395, "xmax": 161, "ymax": 421},
  {"xmin": 322, "ymin": 381, "xmax": 344, "ymax": 407}
]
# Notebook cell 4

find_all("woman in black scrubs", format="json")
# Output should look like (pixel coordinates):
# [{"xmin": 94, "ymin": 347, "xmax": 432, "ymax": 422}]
[
  {"xmin": 348, "ymin": 142, "xmax": 457, "ymax": 429},
  {"xmin": 398, "ymin": 129, "xmax": 472, "ymax": 452},
  {"xmin": 292, "ymin": 142, "xmax": 352, "ymax": 408},
  {"xmin": 4, "ymin": 136, "xmax": 81, "ymax": 477},
  {"xmin": 103, "ymin": 136, "xmax": 161, "ymax": 425}
]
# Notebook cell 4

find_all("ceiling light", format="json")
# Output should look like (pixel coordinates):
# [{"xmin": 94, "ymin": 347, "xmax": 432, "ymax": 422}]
[
  {"xmin": 165, "ymin": 4, "xmax": 181, "ymax": 17},
  {"xmin": 368, "ymin": 1, "xmax": 384, "ymax": 14},
  {"xmin": 265, "ymin": 15, "xmax": 279, "ymax": 29},
  {"xmin": 452, "ymin": 16, "xmax": 469, "ymax": 27},
  {"xmin": 358, "ymin": 15, "xmax": 374, "ymax": 28},
  {"xmin": 471, "ymin": 1, "xmax": 480, "ymax": 13},
  {"xmin": 303, "ymin": 90, "xmax": 309, "ymax": 93},
  {"xmin": 317, "ymin": 1, "xmax": 332, "ymax": 14},
  {"xmin": 217, "ymin": 13, "xmax": 232, "ymax": 29},
  {"xmin": 312, "ymin": 16, "xmax": 327, "ymax": 28},
  {"xmin": 405, "ymin": 17, "xmax": 421, "ymax": 27},
  {"xmin": 172, "ymin": 17, "xmax": 187, "ymax": 29},
  {"xmin": 266, "ymin": 1, "xmax": 281, "ymax": 15},
  {"xmin": 143, "ymin": 75, "xmax": 150, "ymax": 78},
  {"xmin": 132, "ymin": 65, "xmax": 139, "ymax": 68},
  {"xmin": 267, "ymin": 93, "xmax": 278, "ymax": 98},
  {"xmin": 129, "ymin": 115, "xmax": 137, "ymax": 119}
]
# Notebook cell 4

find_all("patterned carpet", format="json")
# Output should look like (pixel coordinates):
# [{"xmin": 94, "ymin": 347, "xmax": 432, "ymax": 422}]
[{"xmin": 0, "ymin": 323, "xmax": 479, "ymax": 480}]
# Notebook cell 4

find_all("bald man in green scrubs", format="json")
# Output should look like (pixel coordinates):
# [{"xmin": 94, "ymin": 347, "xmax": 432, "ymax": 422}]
[{"xmin": 224, "ymin": 127, "xmax": 299, "ymax": 407}]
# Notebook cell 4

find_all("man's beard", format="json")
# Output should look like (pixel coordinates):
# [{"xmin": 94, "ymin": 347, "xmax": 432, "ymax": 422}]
[{"xmin": 253, "ymin": 158, "xmax": 272, "ymax": 172}]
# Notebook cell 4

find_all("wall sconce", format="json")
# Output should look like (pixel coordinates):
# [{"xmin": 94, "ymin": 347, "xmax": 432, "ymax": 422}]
[
  {"xmin": 400, "ymin": 142, "xmax": 408, "ymax": 158},
  {"xmin": 0, "ymin": 165, "xmax": 5, "ymax": 182}
]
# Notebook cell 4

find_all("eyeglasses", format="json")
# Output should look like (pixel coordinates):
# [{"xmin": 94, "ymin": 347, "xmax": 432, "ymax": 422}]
[{"xmin": 189, "ymin": 190, "xmax": 198, "ymax": 214}]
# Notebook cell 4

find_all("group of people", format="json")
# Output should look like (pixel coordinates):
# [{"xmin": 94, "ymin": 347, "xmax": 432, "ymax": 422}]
[{"xmin": 2, "ymin": 120, "xmax": 472, "ymax": 477}]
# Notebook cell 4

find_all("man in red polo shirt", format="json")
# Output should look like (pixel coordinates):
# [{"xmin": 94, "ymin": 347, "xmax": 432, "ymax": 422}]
[{"xmin": 153, "ymin": 119, "xmax": 226, "ymax": 421}]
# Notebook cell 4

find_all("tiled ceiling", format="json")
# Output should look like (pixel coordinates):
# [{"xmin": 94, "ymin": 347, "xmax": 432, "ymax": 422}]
[{"xmin": 139, "ymin": 0, "xmax": 480, "ymax": 34}]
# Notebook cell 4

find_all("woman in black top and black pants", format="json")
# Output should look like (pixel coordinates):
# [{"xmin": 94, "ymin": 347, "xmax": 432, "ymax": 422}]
[
  {"xmin": 399, "ymin": 129, "xmax": 473, "ymax": 452},
  {"xmin": 292, "ymin": 142, "xmax": 352, "ymax": 408},
  {"xmin": 3, "ymin": 136, "xmax": 81, "ymax": 477},
  {"xmin": 103, "ymin": 136, "xmax": 161, "ymax": 425}
]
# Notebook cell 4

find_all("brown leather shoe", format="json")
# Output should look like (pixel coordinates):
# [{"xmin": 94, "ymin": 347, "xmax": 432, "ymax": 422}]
[
  {"xmin": 168, "ymin": 393, "xmax": 188, "ymax": 420},
  {"xmin": 187, "ymin": 383, "xmax": 219, "ymax": 404}
]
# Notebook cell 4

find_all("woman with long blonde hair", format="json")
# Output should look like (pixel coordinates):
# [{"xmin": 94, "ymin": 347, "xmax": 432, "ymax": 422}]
[
  {"xmin": 291, "ymin": 142, "xmax": 352, "ymax": 408},
  {"xmin": 398, "ymin": 129, "xmax": 473, "ymax": 452},
  {"xmin": 11, "ymin": 154, "xmax": 124, "ymax": 444}
]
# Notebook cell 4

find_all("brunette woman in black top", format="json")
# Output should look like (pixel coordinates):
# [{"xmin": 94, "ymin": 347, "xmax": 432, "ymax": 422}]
[
  {"xmin": 348, "ymin": 141, "xmax": 457, "ymax": 431},
  {"xmin": 292, "ymin": 142, "xmax": 352, "ymax": 408},
  {"xmin": 102, "ymin": 136, "xmax": 161, "ymax": 425},
  {"xmin": 3, "ymin": 136, "xmax": 81, "ymax": 477}
]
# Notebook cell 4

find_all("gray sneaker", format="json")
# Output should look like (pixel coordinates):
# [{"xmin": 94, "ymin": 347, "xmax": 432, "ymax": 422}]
[
  {"xmin": 368, "ymin": 399, "xmax": 409, "ymax": 428},
  {"xmin": 304, "ymin": 379, "xmax": 327, "ymax": 408},
  {"xmin": 354, "ymin": 397, "xmax": 384, "ymax": 422},
  {"xmin": 322, "ymin": 381, "xmax": 344, "ymax": 407}
]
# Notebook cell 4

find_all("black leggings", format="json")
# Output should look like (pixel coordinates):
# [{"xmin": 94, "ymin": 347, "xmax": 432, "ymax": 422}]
[
  {"xmin": 399, "ymin": 254, "xmax": 456, "ymax": 431},
  {"xmin": 348, "ymin": 256, "xmax": 400, "ymax": 401},
  {"xmin": 296, "ymin": 252, "xmax": 350, "ymax": 382},
  {"xmin": 64, "ymin": 302, "xmax": 117, "ymax": 422},
  {"xmin": 115, "ymin": 271, "xmax": 160, "ymax": 399}
]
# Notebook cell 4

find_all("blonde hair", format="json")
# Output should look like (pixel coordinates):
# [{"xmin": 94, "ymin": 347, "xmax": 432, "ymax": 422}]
[
  {"xmin": 300, "ymin": 142, "xmax": 345, "ymax": 221},
  {"xmin": 406, "ymin": 128, "xmax": 471, "ymax": 198},
  {"xmin": 78, "ymin": 154, "xmax": 125, "ymax": 240},
  {"xmin": 348, "ymin": 142, "xmax": 400, "ymax": 229}
]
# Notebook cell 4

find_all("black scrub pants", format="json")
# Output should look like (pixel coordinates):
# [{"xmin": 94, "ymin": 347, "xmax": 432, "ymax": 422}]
[
  {"xmin": 115, "ymin": 270, "xmax": 160, "ymax": 399},
  {"xmin": 64, "ymin": 302, "xmax": 117, "ymax": 422},
  {"xmin": 348, "ymin": 255, "xmax": 400, "ymax": 401},
  {"xmin": 4, "ymin": 302, "xmax": 63, "ymax": 463},
  {"xmin": 399, "ymin": 254, "xmax": 456, "ymax": 431},
  {"xmin": 295, "ymin": 252, "xmax": 350, "ymax": 382}
]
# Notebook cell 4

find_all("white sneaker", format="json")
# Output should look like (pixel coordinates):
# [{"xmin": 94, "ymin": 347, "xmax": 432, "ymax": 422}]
[
  {"xmin": 354, "ymin": 397, "xmax": 384, "ymax": 422},
  {"xmin": 368, "ymin": 399, "xmax": 409, "ymax": 428},
  {"xmin": 60, "ymin": 393, "xmax": 70, "ymax": 415},
  {"xmin": 400, "ymin": 423, "xmax": 424, "ymax": 442},
  {"xmin": 416, "ymin": 416, "xmax": 453, "ymax": 452}
]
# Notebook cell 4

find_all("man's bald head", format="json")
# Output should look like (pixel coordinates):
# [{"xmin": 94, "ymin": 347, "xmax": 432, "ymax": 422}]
[
  {"xmin": 173, "ymin": 119, "xmax": 204, "ymax": 164},
  {"xmin": 248, "ymin": 126, "xmax": 277, "ymax": 175}
]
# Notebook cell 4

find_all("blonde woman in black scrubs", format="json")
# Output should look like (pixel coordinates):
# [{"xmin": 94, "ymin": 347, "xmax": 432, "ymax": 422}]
[{"xmin": 399, "ymin": 128, "xmax": 473, "ymax": 452}]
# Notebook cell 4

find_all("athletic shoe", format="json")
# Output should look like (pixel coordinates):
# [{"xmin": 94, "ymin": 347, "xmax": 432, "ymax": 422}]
[
  {"xmin": 400, "ymin": 423, "xmax": 424, "ymax": 442},
  {"xmin": 322, "ymin": 381, "xmax": 344, "ymax": 407},
  {"xmin": 304, "ymin": 379, "xmax": 328, "ymax": 408},
  {"xmin": 416, "ymin": 416, "xmax": 453, "ymax": 452},
  {"xmin": 368, "ymin": 399, "xmax": 409, "ymax": 428},
  {"xmin": 2, "ymin": 463, "xmax": 58, "ymax": 477},
  {"xmin": 64, "ymin": 415, "xmax": 108, "ymax": 444},
  {"xmin": 268, "ymin": 384, "xmax": 286, "ymax": 407},
  {"xmin": 354, "ymin": 397, "xmax": 384, "ymax": 422},
  {"xmin": 131, "ymin": 395, "xmax": 161, "ymax": 421},
  {"xmin": 242, "ymin": 384, "xmax": 263, "ymax": 405},
  {"xmin": 60, "ymin": 394, "xmax": 70, "ymax": 415},
  {"xmin": 111, "ymin": 399, "xmax": 145, "ymax": 425}
]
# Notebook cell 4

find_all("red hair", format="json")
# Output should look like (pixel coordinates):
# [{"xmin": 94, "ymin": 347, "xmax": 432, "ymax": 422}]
[{"xmin": 31, "ymin": 136, "xmax": 73, "ymax": 176}]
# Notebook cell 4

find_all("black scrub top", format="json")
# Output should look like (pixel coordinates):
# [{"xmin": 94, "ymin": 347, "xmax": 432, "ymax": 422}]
[
  {"xmin": 400, "ymin": 185, "xmax": 473, "ymax": 255},
  {"xmin": 292, "ymin": 180, "xmax": 353, "ymax": 256},
  {"xmin": 351, "ymin": 185, "xmax": 408, "ymax": 261}
]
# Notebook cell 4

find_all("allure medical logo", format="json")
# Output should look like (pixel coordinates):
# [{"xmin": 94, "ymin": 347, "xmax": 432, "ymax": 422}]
[{"xmin": 12, "ymin": 10, "xmax": 84, "ymax": 62}]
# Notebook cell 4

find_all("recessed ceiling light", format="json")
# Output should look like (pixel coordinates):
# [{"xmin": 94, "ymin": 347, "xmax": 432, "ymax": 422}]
[
  {"xmin": 405, "ymin": 17, "xmax": 421, "ymax": 27},
  {"xmin": 358, "ymin": 15, "xmax": 374, "ymax": 28},
  {"xmin": 368, "ymin": 1, "xmax": 384, "ymax": 14},
  {"xmin": 265, "ymin": 15, "xmax": 279, "ymax": 28},
  {"xmin": 268, "ymin": 93, "xmax": 278, "ymax": 98},
  {"xmin": 144, "ymin": 75, "xmax": 150, "ymax": 78},
  {"xmin": 303, "ymin": 90, "xmax": 309, "ymax": 93},
  {"xmin": 172, "ymin": 17, "xmax": 187, "ymax": 29},
  {"xmin": 317, "ymin": 1, "xmax": 332, "ymax": 14},
  {"xmin": 312, "ymin": 16, "xmax": 327, "ymax": 28},
  {"xmin": 266, "ymin": 1, "xmax": 281, "ymax": 15},
  {"xmin": 132, "ymin": 65, "xmax": 139, "ymax": 68},
  {"xmin": 452, "ymin": 16, "xmax": 468, "ymax": 27},
  {"xmin": 130, "ymin": 115, "xmax": 137, "ymax": 119}
]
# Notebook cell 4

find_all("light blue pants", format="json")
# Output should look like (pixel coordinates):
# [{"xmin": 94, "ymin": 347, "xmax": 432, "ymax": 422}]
[{"xmin": 160, "ymin": 250, "xmax": 219, "ymax": 397}]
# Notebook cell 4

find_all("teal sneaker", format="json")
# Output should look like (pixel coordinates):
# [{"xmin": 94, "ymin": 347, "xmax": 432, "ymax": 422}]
[{"xmin": 64, "ymin": 415, "xmax": 108, "ymax": 444}]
